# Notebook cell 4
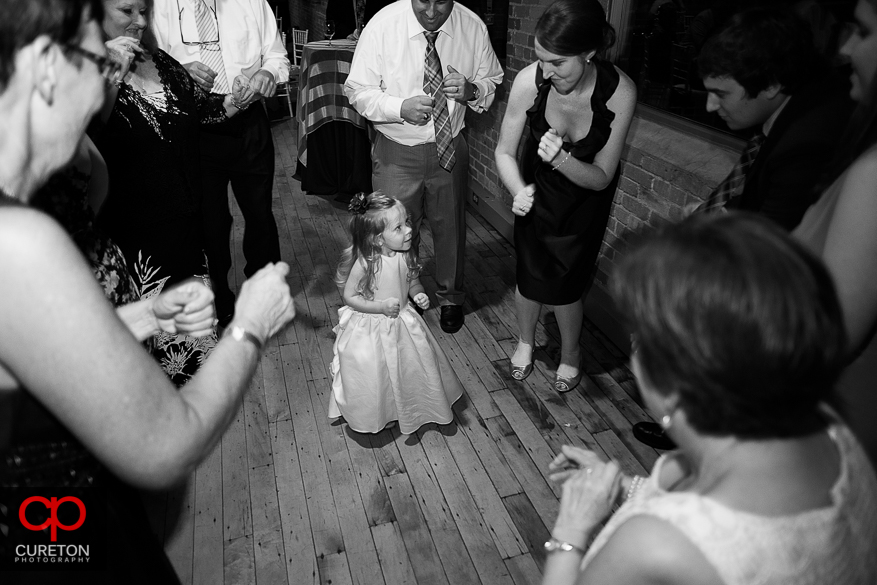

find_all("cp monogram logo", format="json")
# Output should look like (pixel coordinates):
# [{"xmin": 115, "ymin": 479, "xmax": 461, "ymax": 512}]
[{"xmin": 19, "ymin": 496, "xmax": 86, "ymax": 542}]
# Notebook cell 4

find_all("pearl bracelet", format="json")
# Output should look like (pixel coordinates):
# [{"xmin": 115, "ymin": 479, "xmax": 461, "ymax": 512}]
[
  {"xmin": 552, "ymin": 151, "xmax": 571, "ymax": 171},
  {"xmin": 625, "ymin": 475, "xmax": 645, "ymax": 502}
]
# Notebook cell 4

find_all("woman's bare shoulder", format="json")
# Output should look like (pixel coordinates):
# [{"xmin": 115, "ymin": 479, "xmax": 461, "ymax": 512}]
[
  {"xmin": 845, "ymin": 147, "xmax": 877, "ymax": 186},
  {"xmin": 608, "ymin": 65, "xmax": 637, "ymax": 108},
  {"xmin": 0, "ymin": 206, "xmax": 97, "ymax": 299},
  {"xmin": 510, "ymin": 62, "xmax": 540, "ymax": 93},
  {"xmin": 0, "ymin": 205, "xmax": 70, "ymax": 255}
]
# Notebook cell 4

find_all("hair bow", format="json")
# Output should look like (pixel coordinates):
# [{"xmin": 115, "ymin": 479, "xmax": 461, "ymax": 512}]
[{"xmin": 348, "ymin": 192, "xmax": 369, "ymax": 215}]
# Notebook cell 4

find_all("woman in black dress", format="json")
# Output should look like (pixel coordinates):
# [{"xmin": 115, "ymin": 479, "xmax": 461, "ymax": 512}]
[
  {"xmin": 495, "ymin": 0, "xmax": 636, "ymax": 392},
  {"xmin": 91, "ymin": 0, "xmax": 251, "ymax": 385}
]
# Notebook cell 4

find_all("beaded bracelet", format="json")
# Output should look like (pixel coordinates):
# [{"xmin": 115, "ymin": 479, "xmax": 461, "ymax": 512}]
[
  {"xmin": 231, "ymin": 94, "xmax": 252, "ymax": 111},
  {"xmin": 552, "ymin": 151, "xmax": 571, "ymax": 172},
  {"xmin": 625, "ymin": 475, "xmax": 645, "ymax": 502}
]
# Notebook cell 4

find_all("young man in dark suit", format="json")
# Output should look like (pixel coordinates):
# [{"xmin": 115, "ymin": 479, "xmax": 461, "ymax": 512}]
[{"xmin": 634, "ymin": 6, "xmax": 854, "ymax": 450}]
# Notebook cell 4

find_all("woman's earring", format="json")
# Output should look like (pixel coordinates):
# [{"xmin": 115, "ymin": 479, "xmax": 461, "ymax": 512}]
[{"xmin": 660, "ymin": 414, "xmax": 672, "ymax": 430}]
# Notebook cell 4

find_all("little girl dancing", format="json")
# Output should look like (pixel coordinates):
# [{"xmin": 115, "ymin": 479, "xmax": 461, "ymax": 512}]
[{"xmin": 329, "ymin": 192, "xmax": 464, "ymax": 434}]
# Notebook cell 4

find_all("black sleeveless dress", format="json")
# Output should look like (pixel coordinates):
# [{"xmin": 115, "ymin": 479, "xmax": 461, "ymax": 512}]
[{"xmin": 515, "ymin": 59, "xmax": 621, "ymax": 306}]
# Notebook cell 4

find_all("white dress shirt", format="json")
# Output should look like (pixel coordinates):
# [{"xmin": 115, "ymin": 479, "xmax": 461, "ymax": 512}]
[
  {"xmin": 344, "ymin": 0, "xmax": 503, "ymax": 146},
  {"xmin": 151, "ymin": 0, "xmax": 289, "ymax": 91}
]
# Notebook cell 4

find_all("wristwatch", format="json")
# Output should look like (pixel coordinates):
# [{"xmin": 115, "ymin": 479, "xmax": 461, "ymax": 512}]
[
  {"xmin": 544, "ymin": 538, "xmax": 584, "ymax": 554},
  {"xmin": 224, "ymin": 325, "xmax": 264, "ymax": 351},
  {"xmin": 468, "ymin": 83, "xmax": 480, "ymax": 102}
]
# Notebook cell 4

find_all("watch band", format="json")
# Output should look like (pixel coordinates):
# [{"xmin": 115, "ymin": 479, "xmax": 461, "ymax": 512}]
[
  {"xmin": 544, "ymin": 538, "xmax": 584, "ymax": 554},
  {"xmin": 224, "ymin": 325, "xmax": 264, "ymax": 351}
]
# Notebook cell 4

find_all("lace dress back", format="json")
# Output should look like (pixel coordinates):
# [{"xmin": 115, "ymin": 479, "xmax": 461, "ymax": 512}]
[{"xmin": 582, "ymin": 423, "xmax": 877, "ymax": 584}]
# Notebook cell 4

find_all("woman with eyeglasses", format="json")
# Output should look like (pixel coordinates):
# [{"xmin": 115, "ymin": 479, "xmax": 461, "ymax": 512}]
[
  {"xmin": 89, "ymin": 0, "xmax": 252, "ymax": 385},
  {"xmin": 794, "ymin": 0, "xmax": 877, "ymax": 468},
  {"xmin": 542, "ymin": 213, "xmax": 877, "ymax": 585},
  {"xmin": 0, "ymin": 0, "xmax": 294, "ymax": 581}
]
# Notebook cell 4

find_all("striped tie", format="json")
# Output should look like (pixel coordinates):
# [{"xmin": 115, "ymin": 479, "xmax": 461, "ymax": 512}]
[
  {"xmin": 194, "ymin": 0, "xmax": 230, "ymax": 93},
  {"xmin": 423, "ymin": 31, "xmax": 455, "ymax": 171},
  {"xmin": 695, "ymin": 133, "xmax": 765, "ymax": 213}
]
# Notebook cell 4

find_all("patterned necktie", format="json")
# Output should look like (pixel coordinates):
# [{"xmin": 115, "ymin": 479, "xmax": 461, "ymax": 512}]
[
  {"xmin": 695, "ymin": 133, "xmax": 765, "ymax": 213},
  {"xmin": 423, "ymin": 31, "xmax": 455, "ymax": 171},
  {"xmin": 194, "ymin": 0, "xmax": 230, "ymax": 93}
]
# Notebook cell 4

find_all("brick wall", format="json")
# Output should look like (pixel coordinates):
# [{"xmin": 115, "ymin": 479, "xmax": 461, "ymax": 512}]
[{"xmin": 288, "ymin": 0, "xmax": 328, "ymax": 41}]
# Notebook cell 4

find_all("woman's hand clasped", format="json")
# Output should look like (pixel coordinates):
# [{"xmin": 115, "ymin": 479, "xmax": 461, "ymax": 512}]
[
  {"xmin": 105, "ymin": 36, "xmax": 142, "ymax": 82},
  {"xmin": 152, "ymin": 279, "xmax": 216, "ymax": 337},
  {"xmin": 233, "ymin": 262, "xmax": 296, "ymax": 342},
  {"xmin": 549, "ymin": 445, "xmax": 623, "ymax": 548},
  {"xmin": 538, "ymin": 128, "xmax": 565, "ymax": 165},
  {"xmin": 231, "ymin": 75, "xmax": 257, "ymax": 110},
  {"xmin": 512, "ymin": 184, "xmax": 536, "ymax": 216}
]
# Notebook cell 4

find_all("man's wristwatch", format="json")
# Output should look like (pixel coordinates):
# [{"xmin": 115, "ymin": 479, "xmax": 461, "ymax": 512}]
[
  {"xmin": 544, "ymin": 538, "xmax": 584, "ymax": 554},
  {"xmin": 224, "ymin": 325, "xmax": 264, "ymax": 351},
  {"xmin": 468, "ymin": 83, "xmax": 480, "ymax": 102}
]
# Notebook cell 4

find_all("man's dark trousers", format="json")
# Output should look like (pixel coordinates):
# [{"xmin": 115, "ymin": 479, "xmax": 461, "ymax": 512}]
[{"xmin": 199, "ymin": 104, "xmax": 281, "ymax": 321}]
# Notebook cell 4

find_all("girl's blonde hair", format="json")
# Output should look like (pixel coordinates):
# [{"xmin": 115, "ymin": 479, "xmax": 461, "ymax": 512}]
[{"xmin": 334, "ymin": 191, "xmax": 422, "ymax": 300}]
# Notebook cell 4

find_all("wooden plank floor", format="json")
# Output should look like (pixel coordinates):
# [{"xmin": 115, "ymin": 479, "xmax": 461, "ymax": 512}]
[{"xmin": 141, "ymin": 116, "xmax": 662, "ymax": 585}]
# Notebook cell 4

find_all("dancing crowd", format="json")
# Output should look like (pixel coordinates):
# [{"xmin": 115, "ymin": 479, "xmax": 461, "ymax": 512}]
[{"xmin": 1, "ymin": 0, "xmax": 877, "ymax": 582}]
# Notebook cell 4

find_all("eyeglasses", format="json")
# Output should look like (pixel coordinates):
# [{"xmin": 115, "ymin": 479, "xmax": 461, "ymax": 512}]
[
  {"xmin": 64, "ymin": 44, "xmax": 123, "ymax": 84},
  {"xmin": 176, "ymin": 0, "xmax": 221, "ymax": 46}
]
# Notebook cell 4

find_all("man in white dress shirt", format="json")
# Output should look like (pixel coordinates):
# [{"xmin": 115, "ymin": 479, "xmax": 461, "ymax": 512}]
[
  {"xmin": 152, "ymin": 0, "xmax": 288, "ymax": 326},
  {"xmin": 345, "ymin": 0, "xmax": 503, "ymax": 333}
]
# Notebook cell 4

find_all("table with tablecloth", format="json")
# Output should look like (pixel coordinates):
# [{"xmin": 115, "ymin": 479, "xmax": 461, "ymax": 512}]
[{"xmin": 296, "ymin": 39, "xmax": 372, "ymax": 198}]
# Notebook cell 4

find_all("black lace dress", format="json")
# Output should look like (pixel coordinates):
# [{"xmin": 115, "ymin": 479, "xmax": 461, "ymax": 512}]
[
  {"xmin": 515, "ymin": 60, "xmax": 621, "ymax": 306},
  {"xmin": 92, "ymin": 49, "xmax": 224, "ymax": 386}
]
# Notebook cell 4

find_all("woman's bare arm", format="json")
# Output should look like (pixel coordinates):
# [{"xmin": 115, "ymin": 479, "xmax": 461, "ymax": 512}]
[
  {"xmin": 0, "ymin": 207, "xmax": 294, "ymax": 489},
  {"xmin": 820, "ymin": 150, "xmax": 877, "ymax": 351},
  {"xmin": 495, "ymin": 63, "xmax": 540, "ymax": 198}
]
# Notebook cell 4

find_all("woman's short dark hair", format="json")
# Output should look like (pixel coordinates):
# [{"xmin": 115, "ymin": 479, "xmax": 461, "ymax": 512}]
[
  {"xmin": 612, "ymin": 212, "xmax": 846, "ymax": 440},
  {"xmin": 0, "ymin": 0, "xmax": 104, "ymax": 91},
  {"xmin": 697, "ymin": 6, "xmax": 820, "ymax": 97},
  {"xmin": 535, "ymin": 0, "xmax": 616, "ymax": 57}
]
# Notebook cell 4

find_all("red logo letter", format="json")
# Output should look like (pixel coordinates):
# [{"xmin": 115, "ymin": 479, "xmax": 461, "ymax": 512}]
[{"xmin": 19, "ymin": 496, "xmax": 86, "ymax": 542}]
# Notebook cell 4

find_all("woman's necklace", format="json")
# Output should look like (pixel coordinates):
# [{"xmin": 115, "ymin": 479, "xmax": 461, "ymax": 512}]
[
  {"xmin": 125, "ymin": 73, "xmax": 152, "ymax": 95},
  {"xmin": 124, "ymin": 58, "xmax": 160, "ymax": 95}
]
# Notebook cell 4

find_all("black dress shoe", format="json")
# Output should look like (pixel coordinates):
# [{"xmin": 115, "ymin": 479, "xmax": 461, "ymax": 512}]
[
  {"xmin": 633, "ymin": 422, "xmax": 677, "ymax": 450},
  {"xmin": 439, "ymin": 305, "xmax": 464, "ymax": 333}
]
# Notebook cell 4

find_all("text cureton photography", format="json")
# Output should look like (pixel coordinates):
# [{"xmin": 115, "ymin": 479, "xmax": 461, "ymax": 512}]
[{"xmin": 0, "ymin": 488, "xmax": 106, "ymax": 573}]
